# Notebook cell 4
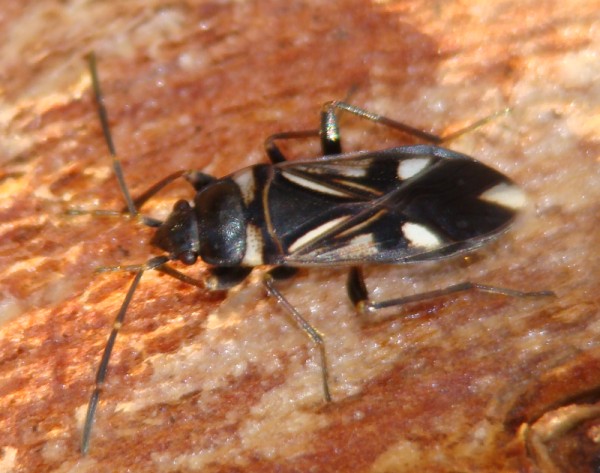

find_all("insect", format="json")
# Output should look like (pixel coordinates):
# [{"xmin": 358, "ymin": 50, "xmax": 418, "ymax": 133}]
[{"xmin": 76, "ymin": 53, "xmax": 554, "ymax": 454}]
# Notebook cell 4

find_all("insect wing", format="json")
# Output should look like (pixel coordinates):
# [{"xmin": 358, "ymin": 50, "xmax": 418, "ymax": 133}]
[{"xmin": 269, "ymin": 146, "xmax": 525, "ymax": 265}]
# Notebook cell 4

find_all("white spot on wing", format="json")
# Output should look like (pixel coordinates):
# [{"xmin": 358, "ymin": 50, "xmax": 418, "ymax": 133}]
[
  {"xmin": 349, "ymin": 234, "xmax": 374, "ymax": 246},
  {"xmin": 347, "ymin": 234, "xmax": 378, "ymax": 256},
  {"xmin": 479, "ymin": 182, "xmax": 526, "ymax": 210},
  {"xmin": 323, "ymin": 233, "xmax": 378, "ymax": 259},
  {"xmin": 294, "ymin": 162, "xmax": 368, "ymax": 177},
  {"xmin": 282, "ymin": 171, "xmax": 348, "ymax": 197},
  {"xmin": 397, "ymin": 157, "xmax": 431, "ymax": 180},
  {"xmin": 402, "ymin": 222, "xmax": 442, "ymax": 249},
  {"xmin": 289, "ymin": 216, "xmax": 348, "ymax": 252},
  {"xmin": 335, "ymin": 165, "xmax": 368, "ymax": 178},
  {"xmin": 242, "ymin": 224, "xmax": 263, "ymax": 265}
]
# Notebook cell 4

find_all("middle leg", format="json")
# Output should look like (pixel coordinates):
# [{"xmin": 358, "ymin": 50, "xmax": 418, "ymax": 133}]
[{"xmin": 263, "ymin": 267, "xmax": 332, "ymax": 402}]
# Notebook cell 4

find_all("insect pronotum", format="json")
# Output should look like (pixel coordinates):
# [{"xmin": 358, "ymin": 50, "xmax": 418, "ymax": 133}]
[{"xmin": 75, "ymin": 53, "xmax": 554, "ymax": 454}]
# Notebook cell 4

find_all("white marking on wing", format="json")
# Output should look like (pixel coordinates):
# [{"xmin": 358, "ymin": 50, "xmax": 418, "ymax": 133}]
[
  {"xmin": 346, "ymin": 234, "xmax": 378, "ymax": 256},
  {"xmin": 289, "ymin": 216, "xmax": 348, "ymax": 252},
  {"xmin": 479, "ymin": 182, "xmax": 526, "ymax": 210},
  {"xmin": 397, "ymin": 157, "xmax": 431, "ymax": 180},
  {"xmin": 402, "ymin": 222, "xmax": 442, "ymax": 249},
  {"xmin": 282, "ymin": 171, "xmax": 348, "ymax": 197},
  {"xmin": 333, "ymin": 165, "xmax": 368, "ymax": 178}
]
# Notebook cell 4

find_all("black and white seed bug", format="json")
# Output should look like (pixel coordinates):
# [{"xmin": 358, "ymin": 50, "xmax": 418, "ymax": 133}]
[{"xmin": 76, "ymin": 53, "xmax": 554, "ymax": 454}]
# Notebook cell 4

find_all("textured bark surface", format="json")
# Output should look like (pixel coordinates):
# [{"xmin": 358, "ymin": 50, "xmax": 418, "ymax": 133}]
[{"xmin": 0, "ymin": 1, "xmax": 598, "ymax": 472}]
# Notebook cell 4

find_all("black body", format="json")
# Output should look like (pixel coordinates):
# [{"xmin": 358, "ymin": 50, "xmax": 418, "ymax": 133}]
[{"xmin": 152, "ymin": 145, "xmax": 521, "ymax": 274}]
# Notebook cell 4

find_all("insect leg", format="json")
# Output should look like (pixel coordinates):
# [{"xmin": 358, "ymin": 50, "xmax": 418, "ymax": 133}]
[
  {"xmin": 205, "ymin": 267, "xmax": 253, "ymax": 291},
  {"xmin": 268, "ymin": 266, "xmax": 299, "ymax": 281},
  {"xmin": 67, "ymin": 170, "xmax": 189, "ymax": 228},
  {"xmin": 347, "ymin": 267, "xmax": 555, "ymax": 316},
  {"xmin": 321, "ymin": 101, "xmax": 443, "ymax": 148},
  {"xmin": 263, "ymin": 101, "xmax": 442, "ymax": 163},
  {"xmin": 80, "ymin": 256, "xmax": 169, "ymax": 454},
  {"xmin": 126, "ymin": 170, "xmax": 188, "ymax": 210},
  {"xmin": 69, "ymin": 167, "xmax": 214, "ymax": 226},
  {"xmin": 263, "ymin": 269, "xmax": 332, "ymax": 402},
  {"xmin": 127, "ymin": 170, "xmax": 217, "ymax": 212},
  {"xmin": 321, "ymin": 101, "xmax": 511, "ymax": 147},
  {"xmin": 155, "ymin": 264, "xmax": 207, "ymax": 289},
  {"xmin": 65, "ymin": 207, "xmax": 159, "ymax": 225},
  {"xmin": 264, "ymin": 129, "xmax": 320, "ymax": 163},
  {"xmin": 263, "ymin": 101, "xmax": 509, "ymax": 164},
  {"xmin": 98, "ymin": 262, "xmax": 228, "ymax": 293}
]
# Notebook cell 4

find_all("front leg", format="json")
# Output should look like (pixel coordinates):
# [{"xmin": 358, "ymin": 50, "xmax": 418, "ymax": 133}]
[{"xmin": 206, "ymin": 266, "xmax": 253, "ymax": 291}]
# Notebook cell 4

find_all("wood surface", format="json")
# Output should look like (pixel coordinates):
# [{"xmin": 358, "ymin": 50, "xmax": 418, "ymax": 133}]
[{"xmin": 0, "ymin": 1, "xmax": 598, "ymax": 472}]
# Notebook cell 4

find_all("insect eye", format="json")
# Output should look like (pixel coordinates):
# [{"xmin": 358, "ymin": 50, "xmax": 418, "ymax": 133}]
[{"xmin": 179, "ymin": 251, "xmax": 197, "ymax": 265}]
